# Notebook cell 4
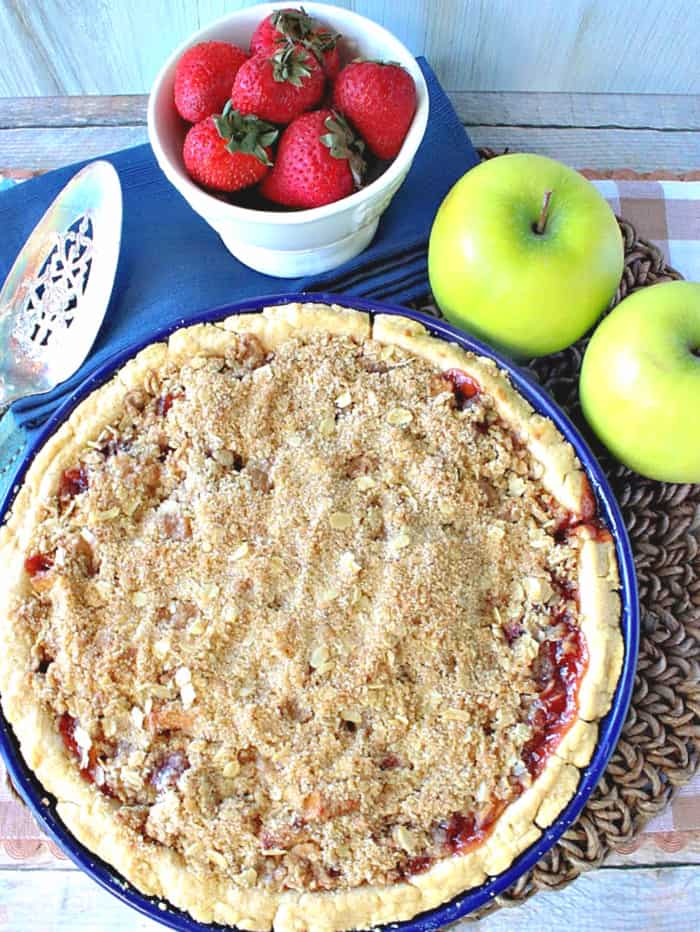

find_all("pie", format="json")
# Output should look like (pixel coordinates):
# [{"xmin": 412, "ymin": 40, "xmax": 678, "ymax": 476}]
[{"xmin": 0, "ymin": 302, "xmax": 623, "ymax": 931}]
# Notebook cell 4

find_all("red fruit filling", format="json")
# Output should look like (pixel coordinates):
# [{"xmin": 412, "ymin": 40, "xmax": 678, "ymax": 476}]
[
  {"xmin": 379, "ymin": 754, "xmax": 401, "ymax": 770},
  {"xmin": 403, "ymin": 620, "xmax": 587, "ymax": 873},
  {"xmin": 58, "ymin": 712, "xmax": 114, "ymax": 796},
  {"xmin": 58, "ymin": 466, "xmax": 88, "ymax": 500},
  {"xmin": 553, "ymin": 477, "xmax": 611, "ymax": 543},
  {"xmin": 156, "ymin": 392, "xmax": 184, "ymax": 416},
  {"xmin": 555, "ymin": 513, "xmax": 614, "ymax": 545},
  {"xmin": 522, "ymin": 620, "xmax": 587, "ymax": 778},
  {"xmin": 443, "ymin": 368, "xmax": 481, "ymax": 408},
  {"xmin": 553, "ymin": 510, "xmax": 580, "ymax": 543},
  {"xmin": 552, "ymin": 575, "xmax": 579, "ymax": 604},
  {"xmin": 24, "ymin": 552, "xmax": 54, "ymax": 576},
  {"xmin": 445, "ymin": 800, "xmax": 505, "ymax": 856},
  {"xmin": 402, "ymin": 855, "xmax": 433, "ymax": 876},
  {"xmin": 58, "ymin": 712, "xmax": 80, "ymax": 757}
]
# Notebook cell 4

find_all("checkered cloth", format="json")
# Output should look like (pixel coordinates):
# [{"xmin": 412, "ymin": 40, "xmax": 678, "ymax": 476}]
[
  {"xmin": 0, "ymin": 174, "xmax": 698, "ymax": 866},
  {"xmin": 592, "ymin": 179, "xmax": 700, "ymax": 282}
]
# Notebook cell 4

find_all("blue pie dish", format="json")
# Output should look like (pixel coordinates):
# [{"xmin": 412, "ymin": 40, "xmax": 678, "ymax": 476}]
[{"xmin": 0, "ymin": 292, "xmax": 638, "ymax": 931}]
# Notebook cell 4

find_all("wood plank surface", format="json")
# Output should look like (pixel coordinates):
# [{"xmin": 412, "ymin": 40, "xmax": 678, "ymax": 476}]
[
  {"xmin": 0, "ymin": 126, "xmax": 149, "ymax": 171},
  {"xmin": 1, "ymin": 864, "xmax": 699, "ymax": 931},
  {"xmin": 0, "ymin": 93, "xmax": 699, "ymax": 173},
  {"xmin": 478, "ymin": 866, "xmax": 700, "ymax": 930},
  {"xmin": 3, "ymin": 92, "xmax": 699, "ymax": 132},
  {"xmin": 451, "ymin": 91, "xmax": 700, "ymax": 130},
  {"xmin": 0, "ymin": 0, "xmax": 698, "ymax": 96},
  {"xmin": 0, "ymin": 95, "xmax": 147, "ymax": 128},
  {"xmin": 606, "ymin": 831, "xmax": 700, "ymax": 867},
  {"xmin": 420, "ymin": 0, "xmax": 700, "ymax": 95},
  {"xmin": 466, "ymin": 126, "xmax": 700, "ymax": 172},
  {"xmin": 0, "ymin": 0, "xmax": 195, "ymax": 97},
  {"xmin": 2, "ymin": 123, "xmax": 698, "ymax": 173}
]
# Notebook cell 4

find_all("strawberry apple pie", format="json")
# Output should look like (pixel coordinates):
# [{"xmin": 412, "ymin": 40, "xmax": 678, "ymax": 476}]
[{"xmin": 0, "ymin": 303, "xmax": 623, "ymax": 931}]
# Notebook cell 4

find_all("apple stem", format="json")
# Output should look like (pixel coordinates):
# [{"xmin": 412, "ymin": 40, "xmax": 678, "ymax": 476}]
[{"xmin": 534, "ymin": 190, "xmax": 553, "ymax": 235}]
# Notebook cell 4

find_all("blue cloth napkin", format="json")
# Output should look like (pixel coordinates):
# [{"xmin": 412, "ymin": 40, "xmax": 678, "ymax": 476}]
[{"xmin": 0, "ymin": 58, "xmax": 478, "ymax": 499}]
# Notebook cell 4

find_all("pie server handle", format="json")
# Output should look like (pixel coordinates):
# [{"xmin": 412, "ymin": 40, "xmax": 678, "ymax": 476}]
[{"xmin": 0, "ymin": 406, "xmax": 28, "ymax": 509}]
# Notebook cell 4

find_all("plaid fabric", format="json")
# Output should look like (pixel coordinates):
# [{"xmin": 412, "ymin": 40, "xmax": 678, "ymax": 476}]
[
  {"xmin": 0, "ymin": 173, "xmax": 698, "ymax": 864},
  {"xmin": 593, "ymin": 179, "xmax": 700, "ymax": 282}
]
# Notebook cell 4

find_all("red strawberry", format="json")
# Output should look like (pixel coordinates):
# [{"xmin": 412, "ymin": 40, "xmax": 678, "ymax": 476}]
[
  {"xmin": 174, "ymin": 41, "xmax": 248, "ymax": 123},
  {"xmin": 260, "ymin": 108, "xmax": 365, "ymax": 209},
  {"xmin": 250, "ymin": 8, "xmax": 311, "ymax": 55},
  {"xmin": 317, "ymin": 40, "xmax": 341, "ymax": 81},
  {"xmin": 250, "ymin": 8, "xmax": 341, "ymax": 79},
  {"xmin": 333, "ymin": 60, "xmax": 417, "ymax": 159},
  {"xmin": 232, "ymin": 43, "xmax": 325, "ymax": 125},
  {"xmin": 183, "ymin": 103, "xmax": 278, "ymax": 192}
]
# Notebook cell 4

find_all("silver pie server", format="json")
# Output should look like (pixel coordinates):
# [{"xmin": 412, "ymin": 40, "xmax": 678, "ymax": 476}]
[
  {"xmin": 0, "ymin": 160, "xmax": 122, "ymax": 413},
  {"xmin": 0, "ymin": 161, "xmax": 122, "ymax": 495}
]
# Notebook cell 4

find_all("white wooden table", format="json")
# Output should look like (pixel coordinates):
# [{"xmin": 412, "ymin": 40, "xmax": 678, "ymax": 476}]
[
  {"xmin": 0, "ymin": 90, "xmax": 698, "ymax": 931},
  {"xmin": 0, "ymin": 92, "xmax": 698, "ymax": 175}
]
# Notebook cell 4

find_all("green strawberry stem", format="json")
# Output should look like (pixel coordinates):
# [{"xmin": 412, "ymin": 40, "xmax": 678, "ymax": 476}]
[
  {"xmin": 271, "ymin": 43, "xmax": 313, "ymax": 87},
  {"xmin": 310, "ymin": 29, "xmax": 340, "ymax": 51},
  {"xmin": 213, "ymin": 101, "xmax": 279, "ymax": 166},
  {"xmin": 272, "ymin": 7, "xmax": 315, "ymax": 42},
  {"xmin": 271, "ymin": 9, "xmax": 341, "ymax": 67},
  {"xmin": 320, "ymin": 111, "xmax": 366, "ymax": 188},
  {"xmin": 300, "ymin": 29, "xmax": 341, "ymax": 69}
]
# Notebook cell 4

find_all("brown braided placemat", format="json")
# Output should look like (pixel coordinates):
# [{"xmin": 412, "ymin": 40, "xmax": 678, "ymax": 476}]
[{"xmin": 413, "ymin": 210, "xmax": 700, "ymax": 919}]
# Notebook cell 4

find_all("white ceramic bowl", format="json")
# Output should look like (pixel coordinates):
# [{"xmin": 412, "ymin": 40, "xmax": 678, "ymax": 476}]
[{"xmin": 147, "ymin": 2, "xmax": 429, "ymax": 277}]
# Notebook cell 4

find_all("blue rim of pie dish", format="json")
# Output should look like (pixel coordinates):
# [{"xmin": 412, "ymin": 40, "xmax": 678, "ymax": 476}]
[{"xmin": 0, "ymin": 292, "xmax": 639, "ymax": 931}]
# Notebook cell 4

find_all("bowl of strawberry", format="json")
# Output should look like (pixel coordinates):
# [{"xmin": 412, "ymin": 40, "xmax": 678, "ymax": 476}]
[{"xmin": 147, "ymin": 2, "xmax": 429, "ymax": 277}]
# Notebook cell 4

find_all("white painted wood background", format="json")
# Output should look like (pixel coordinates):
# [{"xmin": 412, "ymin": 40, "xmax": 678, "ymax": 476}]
[
  {"xmin": 3, "ymin": 93, "xmax": 698, "ymax": 174},
  {"xmin": 0, "ymin": 0, "xmax": 698, "ymax": 97}
]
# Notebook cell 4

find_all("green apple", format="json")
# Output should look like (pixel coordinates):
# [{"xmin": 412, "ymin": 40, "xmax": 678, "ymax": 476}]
[
  {"xmin": 428, "ymin": 153, "xmax": 624, "ymax": 357},
  {"xmin": 580, "ymin": 280, "xmax": 700, "ymax": 483}
]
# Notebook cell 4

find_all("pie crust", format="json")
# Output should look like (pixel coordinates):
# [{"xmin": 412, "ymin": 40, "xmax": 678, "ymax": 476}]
[{"xmin": 0, "ymin": 303, "xmax": 623, "ymax": 931}]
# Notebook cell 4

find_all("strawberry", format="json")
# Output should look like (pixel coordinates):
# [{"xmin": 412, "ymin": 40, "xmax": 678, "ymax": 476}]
[
  {"xmin": 260, "ymin": 108, "xmax": 365, "ymax": 209},
  {"xmin": 333, "ymin": 60, "xmax": 417, "ymax": 159},
  {"xmin": 183, "ymin": 103, "xmax": 278, "ymax": 192},
  {"xmin": 174, "ymin": 41, "xmax": 249, "ymax": 123},
  {"xmin": 250, "ymin": 8, "xmax": 341, "ymax": 79},
  {"xmin": 232, "ymin": 43, "xmax": 325, "ymax": 125},
  {"xmin": 317, "ymin": 41, "xmax": 341, "ymax": 81},
  {"xmin": 250, "ymin": 8, "xmax": 312, "ymax": 55}
]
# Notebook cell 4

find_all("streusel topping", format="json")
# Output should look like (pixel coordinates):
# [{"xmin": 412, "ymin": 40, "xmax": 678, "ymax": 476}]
[{"xmin": 19, "ymin": 330, "xmax": 587, "ymax": 892}]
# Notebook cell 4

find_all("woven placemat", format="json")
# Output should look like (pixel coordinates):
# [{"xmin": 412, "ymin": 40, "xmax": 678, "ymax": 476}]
[
  {"xmin": 413, "ymin": 208, "xmax": 700, "ymax": 919},
  {"xmin": 3, "ymin": 205, "xmax": 699, "ymax": 924}
]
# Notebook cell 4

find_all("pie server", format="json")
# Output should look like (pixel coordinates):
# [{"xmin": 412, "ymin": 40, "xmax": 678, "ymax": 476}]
[{"xmin": 0, "ymin": 161, "xmax": 122, "ymax": 498}]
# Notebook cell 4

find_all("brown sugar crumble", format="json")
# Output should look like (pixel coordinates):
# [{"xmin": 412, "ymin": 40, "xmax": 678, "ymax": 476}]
[{"xmin": 17, "ymin": 329, "xmax": 590, "ymax": 894}]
